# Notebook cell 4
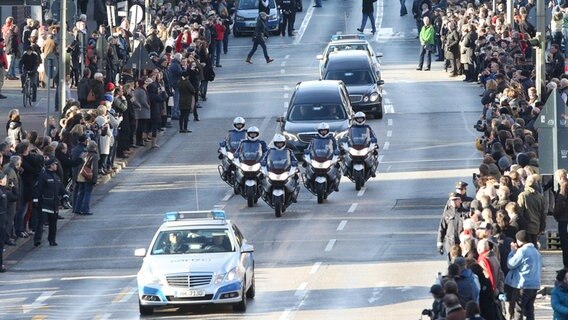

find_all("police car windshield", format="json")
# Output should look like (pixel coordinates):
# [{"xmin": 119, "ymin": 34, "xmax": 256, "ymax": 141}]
[{"xmin": 151, "ymin": 229, "xmax": 234, "ymax": 255}]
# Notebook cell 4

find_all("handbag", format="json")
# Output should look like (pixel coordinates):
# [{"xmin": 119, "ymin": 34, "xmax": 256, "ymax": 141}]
[{"xmin": 79, "ymin": 156, "xmax": 93, "ymax": 181}]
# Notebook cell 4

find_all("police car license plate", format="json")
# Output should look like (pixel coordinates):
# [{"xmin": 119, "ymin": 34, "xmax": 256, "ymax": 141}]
[
  {"xmin": 246, "ymin": 21, "xmax": 255, "ymax": 27},
  {"xmin": 175, "ymin": 289, "xmax": 205, "ymax": 298}
]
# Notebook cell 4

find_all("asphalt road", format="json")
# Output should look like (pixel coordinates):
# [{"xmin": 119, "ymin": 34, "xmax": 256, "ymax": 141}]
[{"xmin": 0, "ymin": 0, "xmax": 554, "ymax": 319}]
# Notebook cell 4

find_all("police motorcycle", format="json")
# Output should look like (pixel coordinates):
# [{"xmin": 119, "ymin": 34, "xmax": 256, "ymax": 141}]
[
  {"xmin": 218, "ymin": 117, "xmax": 247, "ymax": 190},
  {"xmin": 234, "ymin": 127, "xmax": 267, "ymax": 207},
  {"xmin": 261, "ymin": 134, "xmax": 300, "ymax": 217},
  {"xmin": 302, "ymin": 123, "xmax": 342, "ymax": 204},
  {"xmin": 341, "ymin": 112, "xmax": 379, "ymax": 191}
]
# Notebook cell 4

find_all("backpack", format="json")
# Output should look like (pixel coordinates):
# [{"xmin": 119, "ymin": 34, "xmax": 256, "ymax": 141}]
[{"xmin": 87, "ymin": 88, "xmax": 96, "ymax": 103}]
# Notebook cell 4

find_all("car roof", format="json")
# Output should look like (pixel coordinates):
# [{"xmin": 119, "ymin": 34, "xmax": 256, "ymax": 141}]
[
  {"xmin": 326, "ymin": 51, "xmax": 373, "ymax": 69},
  {"xmin": 329, "ymin": 39, "xmax": 370, "ymax": 45},
  {"xmin": 293, "ymin": 80, "xmax": 345, "ymax": 104},
  {"xmin": 159, "ymin": 219, "xmax": 231, "ymax": 231}
]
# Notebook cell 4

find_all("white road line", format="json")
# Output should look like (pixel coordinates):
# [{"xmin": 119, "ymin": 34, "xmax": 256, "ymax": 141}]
[
  {"xmin": 384, "ymin": 98, "xmax": 391, "ymax": 104},
  {"xmin": 387, "ymin": 119, "xmax": 393, "ymax": 126},
  {"xmin": 221, "ymin": 190, "xmax": 232, "ymax": 202},
  {"xmin": 386, "ymin": 130, "xmax": 392, "ymax": 137},
  {"xmin": 280, "ymin": 61, "xmax": 286, "ymax": 67},
  {"xmin": 284, "ymin": 85, "xmax": 290, "ymax": 91},
  {"xmin": 294, "ymin": 282, "xmax": 308, "ymax": 296},
  {"xmin": 97, "ymin": 313, "xmax": 113, "ymax": 320},
  {"xmin": 383, "ymin": 141, "xmax": 390, "ymax": 150},
  {"xmin": 117, "ymin": 288, "xmax": 136, "ymax": 303},
  {"xmin": 324, "ymin": 239, "xmax": 336, "ymax": 252},
  {"xmin": 378, "ymin": 155, "xmax": 384, "ymax": 162},
  {"xmin": 337, "ymin": 220, "xmax": 347, "ymax": 231},
  {"xmin": 284, "ymin": 93, "xmax": 289, "ymax": 99},
  {"xmin": 357, "ymin": 187, "xmax": 366, "ymax": 197},
  {"xmin": 285, "ymin": 54, "xmax": 290, "ymax": 59},
  {"xmin": 280, "ymin": 69, "xmax": 285, "ymax": 74},
  {"xmin": 259, "ymin": 115, "xmax": 272, "ymax": 135},
  {"xmin": 213, "ymin": 204, "xmax": 226, "ymax": 210},
  {"xmin": 283, "ymin": 101, "xmax": 289, "ymax": 109},
  {"xmin": 309, "ymin": 262, "xmax": 322, "ymax": 274},
  {"xmin": 293, "ymin": 5, "xmax": 315, "ymax": 44},
  {"xmin": 373, "ymin": 0, "xmax": 384, "ymax": 42},
  {"xmin": 384, "ymin": 104, "xmax": 394, "ymax": 114},
  {"xmin": 23, "ymin": 291, "xmax": 56, "ymax": 314},
  {"xmin": 348, "ymin": 203, "xmax": 358, "ymax": 213},
  {"xmin": 279, "ymin": 309, "xmax": 292, "ymax": 320},
  {"xmin": 194, "ymin": 173, "xmax": 200, "ymax": 209}
]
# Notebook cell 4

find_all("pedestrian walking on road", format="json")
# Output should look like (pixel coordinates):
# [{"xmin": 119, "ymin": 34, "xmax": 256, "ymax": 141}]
[
  {"xmin": 437, "ymin": 192, "xmax": 467, "ymax": 260},
  {"xmin": 246, "ymin": 13, "xmax": 274, "ymax": 64},
  {"xmin": 400, "ymin": 0, "xmax": 407, "ymax": 16},
  {"xmin": 417, "ymin": 16, "xmax": 435, "ymax": 71},
  {"xmin": 32, "ymin": 157, "xmax": 68, "ymax": 246},
  {"xmin": 178, "ymin": 75, "xmax": 196, "ymax": 133},
  {"xmin": 357, "ymin": 0, "xmax": 377, "ymax": 34}
]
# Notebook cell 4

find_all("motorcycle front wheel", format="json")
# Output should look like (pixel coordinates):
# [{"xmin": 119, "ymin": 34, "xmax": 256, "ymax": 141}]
[
  {"xmin": 316, "ymin": 182, "xmax": 325, "ymax": 204},
  {"xmin": 246, "ymin": 186, "xmax": 255, "ymax": 207},
  {"xmin": 274, "ymin": 195, "xmax": 283, "ymax": 218}
]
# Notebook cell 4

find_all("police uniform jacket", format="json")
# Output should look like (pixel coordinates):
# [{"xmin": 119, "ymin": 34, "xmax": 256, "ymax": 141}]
[
  {"xmin": 0, "ymin": 186, "xmax": 18, "ymax": 215},
  {"xmin": 437, "ymin": 204, "xmax": 466, "ymax": 252},
  {"xmin": 33, "ymin": 169, "xmax": 66, "ymax": 214}
]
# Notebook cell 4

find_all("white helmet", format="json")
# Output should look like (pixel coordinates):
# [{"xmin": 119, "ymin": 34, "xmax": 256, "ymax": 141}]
[
  {"xmin": 233, "ymin": 116, "xmax": 246, "ymax": 132},
  {"xmin": 316, "ymin": 122, "xmax": 331, "ymax": 138},
  {"xmin": 273, "ymin": 134, "xmax": 286, "ymax": 150},
  {"xmin": 354, "ymin": 112, "xmax": 366, "ymax": 125},
  {"xmin": 247, "ymin": 126, "xmax": 260, "ymax": 141}
]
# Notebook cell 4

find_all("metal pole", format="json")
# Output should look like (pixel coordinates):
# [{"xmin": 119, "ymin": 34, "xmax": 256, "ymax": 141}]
[
  {"xmin": 59, "ymin": 0, "xmax": 67, "ymax": 115},
  {"xmin": 45, "ymin": 59, "xmax": 51, "ymax": 137},
  {"xmin": 145, "ymin": 0, "xmax": 150, "ymax": 28},
  {"xmin": 535, "ymin": 0, "xmax": 546, "ymax": 98},
  {"xmin": 506, "ymin": 0, "xmax": 514, "ymax": 26},
  {"xmin": 492, "ymin": 0, "xmax": 496, "ymax": 14}
]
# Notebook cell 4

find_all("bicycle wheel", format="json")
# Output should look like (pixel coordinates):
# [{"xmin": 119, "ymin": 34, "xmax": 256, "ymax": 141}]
[{"xmin": 23, "ymin": 81, "xmax": 32, "ymax": 108}]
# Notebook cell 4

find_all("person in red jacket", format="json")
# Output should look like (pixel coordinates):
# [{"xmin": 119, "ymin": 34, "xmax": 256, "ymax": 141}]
[
  {"xmin": 0, "ymin": 37, "xmax": 8, "ymax": 99},
  {"xmin": 175, "ymin": 29, "xmax": 192, "ymax": 53},
  {"xmin": 213, "ymin": 18, "xmax": 225, "ymax": 67}
]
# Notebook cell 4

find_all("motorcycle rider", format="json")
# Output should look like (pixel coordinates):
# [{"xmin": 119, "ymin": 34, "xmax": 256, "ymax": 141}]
[
  {"xmin": 218, "ymin": 116, "xmax": 247, "ymax": 181},
  {"xmin": 235, "ymin": 126, "xmax": 268, "ymax": 158},
  {"xmin": 305, "ymin": 122, "xmax": 340, "ymax": 191},
  {"xmin": 262, "ymin": 134, "xmax": 300, "ymax": 202},
  {"xmin": 350, "ymin": 111, "xmax": 379, "ymax": 177}
]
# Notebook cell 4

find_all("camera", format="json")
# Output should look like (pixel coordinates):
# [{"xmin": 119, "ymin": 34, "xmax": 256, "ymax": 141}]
[
  {"xmin": 421, "ymin": 309, "xmax": 432, "ymax": 316},
  {"xmin": 473, "ymin": 119, "xmax": 487, "ymax": 132}
]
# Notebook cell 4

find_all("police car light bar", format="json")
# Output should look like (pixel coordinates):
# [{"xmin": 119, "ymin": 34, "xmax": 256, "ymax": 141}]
[
  {"xmin": 163, "ymin": 210, "xmax": 227, "ymax": 222},
  {"xmin": 331, "ymin": 34, "xmax": 365, "ymax": 41}
]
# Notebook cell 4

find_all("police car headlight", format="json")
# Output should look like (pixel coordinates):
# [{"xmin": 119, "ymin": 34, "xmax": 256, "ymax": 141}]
[
  {"xmin": 369, "ymin": 92, "xmax": 379, "ymax": 102},
  {"xmin": 269, "ymin": 14, "xmax": 277, "ymax": 21},
  {"xmin": 235, "ymin": 15, "xmax": 245, "ymax": 21},
  {"xmin": 214, "ymin": 267, "xmax": 239, "ymax": 284},
  {"xmin": 282, "ymin": 132, "xmax": 298, "ymax": 141}
]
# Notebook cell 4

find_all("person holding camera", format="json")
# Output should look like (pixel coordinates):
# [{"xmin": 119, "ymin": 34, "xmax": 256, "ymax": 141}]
[{"xmin": 32, "ymin": 157, "xmax": 68, "ymax": 247}]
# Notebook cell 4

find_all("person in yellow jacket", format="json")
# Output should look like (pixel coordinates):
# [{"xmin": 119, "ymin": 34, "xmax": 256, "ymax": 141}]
[{"xmin": 417, "ymin": 16, "xmax": 435, "ymax": 71}]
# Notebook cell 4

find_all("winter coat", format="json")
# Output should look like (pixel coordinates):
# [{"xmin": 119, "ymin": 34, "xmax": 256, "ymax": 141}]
[
  {"xmin": 55, "ymin": 149, "xmax": 82, "ymax": 185},
  {"xmin": 147, "ymin": 83, "xmax": 166, "ymax": 124},
  {"xmin": 167, "ymin": 59, "xmax": 185, "ymax": 89},
  {"xmin": 362, "ymin": 0, "xmax": 374, "ymax": 13},
  {"xmin": 77, "ymin": 150, "xmax": 99, "ymax": 184},
  {"xmin": 70, "ymin": 143, "xmax": 86, "ymax": 182},
  {"xmin": 552, "ymin": 281, "xmax": 568, "ymax": 320},
  {"xmin": 419, "ymin": 24, "xmax": 435, "ymax": 46},
  {"xmin": 445, "ymin": 29, "xmax": 460, "ymax": 59},
  {"xmin": 437, "ymin": 204, "xmax": 466, "ymax": 253},
  {"xmin": 3, "ymin": 164, "xmax": 22, "ymax": 205},
  {"xmin": 32, "ymin": 169, "xmax": 66, "ymax": 213},
  {"xmin": 506, "ymin": 243, "xmax": 541, "ymax": 290},
  {"xmin": 517, "ymin": 185, "xmax": 546, "ymax": 234},
  {"xmin": 178, "ymin": 78, "xmax": 196, "ymax": 110},
  {"xmin": 446, "ymin": 305, "xmax": 466, "ymax": 320},
  {"xmin": 21, "ymin": 152, "xmax": 43, "ymax": 201},
  {"xmin": 7, "ymin": 121, "xmax": 24, "ymax": 147},
  {"xmin": 460, "ymin": 31, "xmax": 475, "ymax": 65},
  {"xmin": 132, "ymin": 87, "xmax": 151, "ymax": 120}
]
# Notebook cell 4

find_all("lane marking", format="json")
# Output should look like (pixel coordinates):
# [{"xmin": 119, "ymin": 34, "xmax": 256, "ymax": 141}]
[
  {"xmin": 194, "ymin": 173, "xmax": 200, "ymax": 209},
  {"xmin": 113, "ymin": 287, "xmax": 136, "ymax": 303},
  {"xmin": 259, "ymin": 115, "xmax": 272, "ymax": 135},
  {"xmin": 382, "ymin": 141, "xmax": 390, "ymax": 150},
  {"xmin": 386, "ymin": 130, "xmax": 392, "ymax": 137},
  {"xmin": 214, "ymin": 204, "xmax": 226, "ymax": 210},
  {"xmin": 309, "ymin": 262, "xmax": 321, "ymax": 274},
  {"xmin": 378, "ymin": 155, "xmax": 384, "ymax": 163},
  {"xmin": 324, "ymin": 239, "xmax": 336, "ymax": 252},
  {"xmin": 23, "ymin": 291, "xmax": 56, "ymax": 314},
  {"xmin": 279, "ymin": 309, "xmax": 292, "ymax": 320},
  {"xmin": 284, "ymin": 101, "xmax": 289, "ymax": 109},
  {"xmin": 384, "ymin": 104, "xmax": 394, "ymax": 114},
  {"xmin": 280, "ymin": 61, "xmax": 286, "ymax": 67},
  {"xmin": 93, "ymin": 313, "xmax": 113, "ymax": 320},
  {"xmin": 384, "ymin": 98, "xmax": 391, "ymax": 104},
  {"xmin": 280, "ymin": 69, "xmax": 285, "ymax": 74},
  {"xmin": 284, "ymin": 93, "xmax": 289, "ymax": 99},
  {"xmin": 284, "ymin": 85, "xmax": 290, "ymax": 91},
  {"xmin": 285, "ymin": 54, "xmax": 290, "ymax": 59},
  {"xmin": 337, "ymin": 220, "xmax": 347, "ymax": 231},
  {"xmin": 293, "ymin": 5, "xmax": 315, "ymax": 44},
  {"xmin": 357, "ymin": 187, "xmax": 366, "ymax": 197},
  {"xmin": 31, "ymin": 316, "xmax": 47, "ymax": 320},
  {"xmin": 373, "ymin": 0, "xmax": 384, "ymax": 42},
  {"xmin": 221, "ymin": 190, "xmax": 232, "ymax": 202},
  {"xmin": 60, "ymin": 275, "xmax": 135, "ymax": 281},
  {"xmin": 294, "ymin": 282, "xmax": 308, "ymax": 297},
  {"xmin": 387, "ymin": 119, "xmax": 393, "ymax": 126},
  {"xmin": 348, "ymin": 203, "xmax": 358, "ymax": 213}
]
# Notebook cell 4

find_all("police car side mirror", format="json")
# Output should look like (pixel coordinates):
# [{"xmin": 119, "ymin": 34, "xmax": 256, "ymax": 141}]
[
  {"xmin": 276, "ymin": 116, "xmax": 285, "ymax": 123},
  {"xmin": 316, "ymin": 54, "xmax": 324, "ymax": 60},
  {"xmin": 377, "ymin": 79, "xmax": 384, "ymax": 86},
  {"xmin": 376, "ymin": 52, "xmax": 384, "ymax": 58},
  {"xmin": 134, "ymin": 248, "xmax": 146, "ymax": 257}
]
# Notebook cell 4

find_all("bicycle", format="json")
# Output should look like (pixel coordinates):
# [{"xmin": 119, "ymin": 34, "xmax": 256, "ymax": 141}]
[{"xmin": 22, "ymin": 71, "xmax": 34, "ymax": 108}]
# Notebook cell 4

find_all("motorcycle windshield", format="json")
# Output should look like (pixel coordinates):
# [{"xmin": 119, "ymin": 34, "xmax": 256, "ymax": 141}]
[
  {"xmin": 348, "ymin": 127, "xmax": 371, "ymax": 148},
  {"xmin": 310, "ymin": 139, "xmax": 333, "ymax": 160},
  {"xmin": 267, "ymin": 150, "xmax": 291, "ymax": 172},
  {"xmin": 239, "ymin": 143, "xmax": 263, "ymax": 162},
  {"xmin": 227, "ymin": 131, "xmax": 246, "ymax": 152}
]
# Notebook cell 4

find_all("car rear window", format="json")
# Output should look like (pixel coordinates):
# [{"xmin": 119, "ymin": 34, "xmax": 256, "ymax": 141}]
[
  {"xmin": 288, "ymin": 104, "xmax": 347, "ymax": 121},
  {"xmin": 325, "ymin": 70, "xmax": 374, "ymax": 85}
]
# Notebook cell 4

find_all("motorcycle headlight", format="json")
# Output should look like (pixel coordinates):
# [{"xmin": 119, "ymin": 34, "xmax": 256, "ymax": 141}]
[
  {"xmin": 349, "ymin": 147, "xmax": 369, "ymax": 157},
  {"xmin": 312, "ymin": 159, "xmax": 332, "ymax": 169},
  {"xmin": 268, "ymin": 171, "xmax": 289, "ymax": 181},
  {"xmin": 369, "ymin": 92, "xmax": 379, "ymax": 102},
  {"xmin": 227, "ymin": 152, "xmax": 234, "ymax": 161},
  {"xmin": 242, "ymin": 163, "xmax": 261, "ymax": 171},
  {"xmin": 335, "ymin": 130, "xmax": 349, "ymax": 140},
  {"xmin": 282, "ymin": 132, "xmax": 298, "ymax": 141},
  {"xmin": 235, "ymin": 15, "xmax": 244, "ymax": 21}
]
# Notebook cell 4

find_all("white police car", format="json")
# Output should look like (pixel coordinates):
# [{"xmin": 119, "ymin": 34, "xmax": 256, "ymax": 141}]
[{"xmin": 134, "ymin": 210, "xmax": 255, "ymax": 315}]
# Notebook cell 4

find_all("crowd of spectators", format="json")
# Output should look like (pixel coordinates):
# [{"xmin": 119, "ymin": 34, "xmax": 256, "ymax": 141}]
[
  {"xmin": 413, "ymin": 0, "xmax": 568, "ymax": 319},
  {"xmin": 0, "ymin": 0, "xmax": 238, "ymax": 271}
]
